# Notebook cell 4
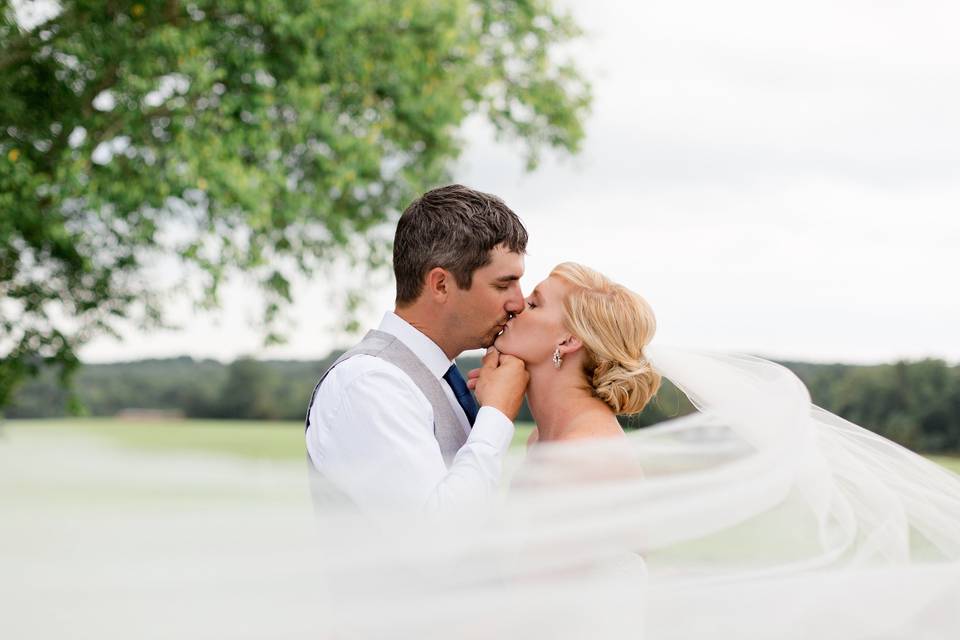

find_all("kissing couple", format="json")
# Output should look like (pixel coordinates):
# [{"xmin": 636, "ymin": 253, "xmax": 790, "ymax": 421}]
[
  {"xmin": 299, "ymin": 184, "xmax": 960, "ymax": 637},
  {"xmin": 305, "ymin": 183, "xmax": 660, "ymax": 512}
]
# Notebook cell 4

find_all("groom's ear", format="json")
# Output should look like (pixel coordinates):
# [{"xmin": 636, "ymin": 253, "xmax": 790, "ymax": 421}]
[{"xmin": 425, "ymin": 267, "xmax": 450, "ymax": 302}]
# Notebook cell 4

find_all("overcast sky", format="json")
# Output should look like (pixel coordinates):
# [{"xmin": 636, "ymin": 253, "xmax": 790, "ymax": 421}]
[{"xmin": 80, "ymin": 0, "xmax": 960, "ymax": 365}]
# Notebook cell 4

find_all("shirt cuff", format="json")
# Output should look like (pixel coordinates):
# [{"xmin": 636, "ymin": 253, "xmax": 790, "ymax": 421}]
[{"xmin": 467, "ymin": 406, "xmax": 515, "ymax": 452}]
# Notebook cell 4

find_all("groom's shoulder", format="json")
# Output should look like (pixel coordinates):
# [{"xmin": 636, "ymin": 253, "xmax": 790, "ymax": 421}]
[{"xmin": 318, "ymin": 353, "xmax": 418, "ymax": 396}]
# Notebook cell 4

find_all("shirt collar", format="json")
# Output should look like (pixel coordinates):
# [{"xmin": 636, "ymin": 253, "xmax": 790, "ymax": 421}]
[{"xmin": 377, "ymin": 312, "xmax": 454, "ymax": 379}]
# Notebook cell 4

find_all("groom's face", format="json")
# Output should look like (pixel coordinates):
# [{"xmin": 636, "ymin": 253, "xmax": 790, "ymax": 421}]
[{"xmin": 448, "ymin": 244, "xmax": 526, "ymax": 350}]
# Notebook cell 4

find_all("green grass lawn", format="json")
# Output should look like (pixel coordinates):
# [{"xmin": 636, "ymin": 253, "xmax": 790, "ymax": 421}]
[
  {"xmin": 926, "ymin": 455, "xmax": 960, "ymax": 474},
  {"xmin": 1, "ymin": 418, "xmax": 539, "ymax": 460},
  {"xmin": 3, "ymin": 418, "xmax": 957, "ymax": 475},
  {"xmin": 3, "ymin": 417, "xmax": 308, "ymax": 460}
]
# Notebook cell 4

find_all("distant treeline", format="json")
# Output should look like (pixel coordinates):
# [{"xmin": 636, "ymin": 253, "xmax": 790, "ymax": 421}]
[{"xmin": 5, "ymin": 355, "xmax": 959, "ymax": 453}]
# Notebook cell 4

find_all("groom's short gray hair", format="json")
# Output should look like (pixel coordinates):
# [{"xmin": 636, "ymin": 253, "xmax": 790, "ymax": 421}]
[{"xmin": 394, "ymin": 184, "xmax": 528, "ymax": 305}]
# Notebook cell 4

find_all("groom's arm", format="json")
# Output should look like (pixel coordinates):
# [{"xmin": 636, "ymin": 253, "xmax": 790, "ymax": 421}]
[
  {"xmin": 307, "ymin": 357, "xmax": 514, "ymax": 513},
  {"xmin": 422, "ymin": 405, "xmax": 515, "ymax": 511}
]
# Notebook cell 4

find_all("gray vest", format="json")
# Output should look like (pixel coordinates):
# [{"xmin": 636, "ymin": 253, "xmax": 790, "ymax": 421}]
[{"xmin": 305, "ymin": 329, "xmax": 469, "ymax": 466}]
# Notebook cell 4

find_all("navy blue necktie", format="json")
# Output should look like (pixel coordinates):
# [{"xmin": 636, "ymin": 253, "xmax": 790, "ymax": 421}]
[{"xmin": 443, "ymin": 364, "xmax": 479, "ymax": 427}]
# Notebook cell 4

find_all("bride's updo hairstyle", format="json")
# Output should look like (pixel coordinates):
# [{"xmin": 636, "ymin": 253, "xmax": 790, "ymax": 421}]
[{"xmin": 551, "ymin": 263, "xmax": 661, "ymax": 415}]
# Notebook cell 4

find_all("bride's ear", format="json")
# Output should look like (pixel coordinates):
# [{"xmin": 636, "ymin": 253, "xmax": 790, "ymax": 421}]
[{"xmin": 558, "ymin": 335, "xmax": 583, "ymax": 357}]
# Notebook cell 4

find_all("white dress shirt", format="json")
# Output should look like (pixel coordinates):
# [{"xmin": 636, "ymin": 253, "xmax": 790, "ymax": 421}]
[{"xmin": 306, "ymin": 312, "xmax": 515, "ymax": 512}]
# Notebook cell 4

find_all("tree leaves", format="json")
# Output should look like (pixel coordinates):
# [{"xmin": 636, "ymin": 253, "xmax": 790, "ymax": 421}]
[{"xmin": 0, "ymin": 0, "xmax": 591, "ymax": 409}]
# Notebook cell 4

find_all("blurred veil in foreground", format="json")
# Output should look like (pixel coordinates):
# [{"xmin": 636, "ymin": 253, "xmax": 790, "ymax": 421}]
[{"xmin": 4, "ymin": 348, "xmax": 960, "ymax": 639}]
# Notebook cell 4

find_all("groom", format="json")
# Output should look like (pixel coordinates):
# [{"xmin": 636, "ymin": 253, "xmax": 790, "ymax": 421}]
[{"xmin": 305, "ymin": 184, "xmax": 530, "ymax": 512}]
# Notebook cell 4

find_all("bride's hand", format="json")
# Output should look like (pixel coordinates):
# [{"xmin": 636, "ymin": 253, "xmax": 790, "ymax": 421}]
[{"xmin": 473, "ymin": 346, "xmax": 529, "ymax": 420}]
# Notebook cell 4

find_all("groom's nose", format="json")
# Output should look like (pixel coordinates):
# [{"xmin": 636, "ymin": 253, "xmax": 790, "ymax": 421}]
[{"xmin": 505, "ymin": 287, "xmax": 526, "ymax": 316}]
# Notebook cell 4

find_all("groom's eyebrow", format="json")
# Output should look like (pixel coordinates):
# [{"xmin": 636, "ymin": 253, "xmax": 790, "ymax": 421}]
[{"xmin": 495, "ymin": 274, "xmax": 521, "ymax": 283}]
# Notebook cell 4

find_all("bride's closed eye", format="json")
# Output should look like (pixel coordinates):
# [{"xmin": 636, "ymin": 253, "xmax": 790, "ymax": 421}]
[{"xmin": 526, "ymin": 301, "xmax": 537, "ymax": 309}]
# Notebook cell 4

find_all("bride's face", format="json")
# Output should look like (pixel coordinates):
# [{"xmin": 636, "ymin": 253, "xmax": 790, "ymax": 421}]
[{"xmin": 494, "ymin": 275, "xmax": 571, "ymax": 365}]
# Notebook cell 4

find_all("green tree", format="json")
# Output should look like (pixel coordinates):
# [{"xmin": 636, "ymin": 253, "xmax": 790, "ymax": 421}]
[
  {"xmin": 217, "ymin": 356, "xmax": 280, "ymax": 419},
  {"xmin": 0, "ymin": 0, "xmax": 591, "ymax": 408}
]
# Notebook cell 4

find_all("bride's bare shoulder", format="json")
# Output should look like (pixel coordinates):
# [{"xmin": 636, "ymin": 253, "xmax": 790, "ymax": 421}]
[
  {"xmin": 552, "ymin": 421, "xmax": 626, "ymax": 442},
  {"xmin": 518, "ymin": 434, "xmax": 644, "ymax": 487}
]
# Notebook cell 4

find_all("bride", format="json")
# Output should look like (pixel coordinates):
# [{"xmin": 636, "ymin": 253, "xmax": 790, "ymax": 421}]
[
  {"xmin": 478, "ymin": 261, "xmax": 661, "ymax": 444},
  {"xmin": 449, "ymin": 261, "xmax": 960, "ymax": 638}
]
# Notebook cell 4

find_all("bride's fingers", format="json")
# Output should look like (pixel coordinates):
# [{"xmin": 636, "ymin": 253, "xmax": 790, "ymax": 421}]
[
  {"xmin": 467, "ymin": 378, "xmax": 476, "ymax": 390},
  {"xmin": 467, "ymin": 368, "xmax": 480, "ymax": 380}
]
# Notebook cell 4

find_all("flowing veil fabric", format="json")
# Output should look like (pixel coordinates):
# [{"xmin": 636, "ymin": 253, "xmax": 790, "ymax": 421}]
[{"xmin": 4, "ymin": 348, "xmax": 960, "ymax": 638}]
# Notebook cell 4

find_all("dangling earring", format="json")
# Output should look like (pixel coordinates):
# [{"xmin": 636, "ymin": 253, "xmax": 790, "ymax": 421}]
[{"xmin": 553, "ymin": 346, "xmax": 563, "ymax": 369}]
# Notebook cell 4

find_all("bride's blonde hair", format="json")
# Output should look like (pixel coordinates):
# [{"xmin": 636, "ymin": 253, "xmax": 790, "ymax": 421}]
[{"xmin": 551, "ymin": 262, "xmax": 661, "ymax": 415}]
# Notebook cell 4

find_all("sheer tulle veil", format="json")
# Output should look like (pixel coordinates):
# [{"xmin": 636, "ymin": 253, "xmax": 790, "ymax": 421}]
[{"xmin": 4, "ymin": 347, "xmax": 960, "ymax": 638}]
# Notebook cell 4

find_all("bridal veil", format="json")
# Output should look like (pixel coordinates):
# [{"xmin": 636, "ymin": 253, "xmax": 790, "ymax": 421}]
[{"xmin": 4, "ymin": 348, "xmax": 959, "ymax": 638}]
